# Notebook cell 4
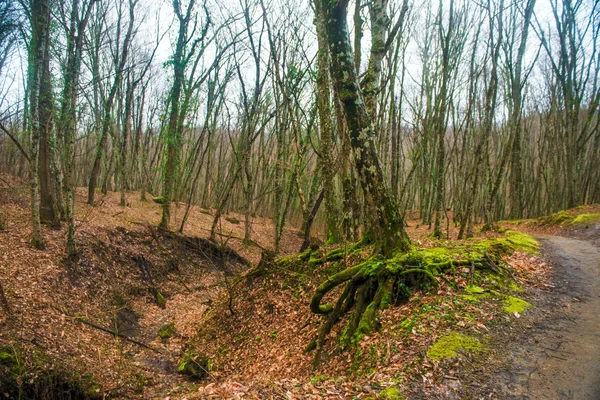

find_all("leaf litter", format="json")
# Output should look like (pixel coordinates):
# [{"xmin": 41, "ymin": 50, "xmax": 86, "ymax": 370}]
[{"xmin": 0, "ymin": 175, "xmax": 553, "ymax": 399}]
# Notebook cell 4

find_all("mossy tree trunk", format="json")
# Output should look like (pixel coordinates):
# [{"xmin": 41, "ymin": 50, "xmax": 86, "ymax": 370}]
[
  {"xmin": 315, "ymin": 0, "xmax": 409, "ymax": 257},
  {"xmin": 26, "ymin": 0, "xmax": 50, "ymax": 249},
  {"xmin": 159, "ymin": 0, "xmax": 194, "ymax": 230},
  {"xmin": 309, "ymin": 0, "xmax": 412, "ymax": 362},
  {"xmin": 314, "ymin": 10, "xmax": 341, "ymax": 245}
]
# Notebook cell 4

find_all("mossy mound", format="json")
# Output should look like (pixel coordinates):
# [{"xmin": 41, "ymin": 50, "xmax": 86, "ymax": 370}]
[
  {"xmin": 502, "ymin": 296, "xmax": 531, "ymax": 313},
  {"xmin": 572, "ymin": 213, "xmax": 600, "ymax": 225},
  {"xmin": 426, "ymin": 332, "xmax": 485, "ymax": 360},
  {"xmin": 534, "ymin": 210, "xmax": 600, "ymax": 227},
  {"xmin": 485, "ymin": 230, "xmax": 539, "ymax": 254},
  {"xmin": 536, "ymin": 210, "xmax": 575, "ymax": 225},
  {"xmin": 303, "ymin": 230, "xmax": 537, "ymax": 357}
]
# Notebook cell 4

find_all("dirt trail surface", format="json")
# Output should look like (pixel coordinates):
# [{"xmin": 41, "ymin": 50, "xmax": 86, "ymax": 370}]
[{"xmin": 496, "ymin": 234, "xmax": 600, "ymax": 399}]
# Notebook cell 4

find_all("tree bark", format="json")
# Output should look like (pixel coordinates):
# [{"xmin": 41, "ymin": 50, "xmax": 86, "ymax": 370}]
[{"xmin": 316, "ymin": 0, "xmax": 409, "ymax": 256}]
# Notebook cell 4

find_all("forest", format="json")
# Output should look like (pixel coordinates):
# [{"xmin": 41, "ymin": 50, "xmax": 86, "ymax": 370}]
[{"xmin": 0, "ymin": 0, "xmax": 599, "ymax": 397}]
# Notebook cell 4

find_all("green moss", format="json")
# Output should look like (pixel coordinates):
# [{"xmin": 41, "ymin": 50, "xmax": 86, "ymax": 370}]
[
  {"xmin": 426, "ymin": 332, "xmax": 484, "ymax": 360},
  {"xmin": 298, "ymin": 248, "xmax": 313, "ymax": 261},
  {"xmin": 537, "ymin": 210, "xmax": 574, "ymax": 225},
  {"xmin": 572, "ymin": 213, "xmax": 600, "ymax": 225},
  {"xmin": 178, "ymin": 347, "xmax": 210, "ymax": 379},
  {"xmin": 459, "ymin": 294, "xmax": 480, "ymax": 302},
  {"xmin": 152, "ymin": 196, "xmax": 165, "ymax": 204},
  {"xmin": 0, "ymin": 348, "xmax": 17, "ymax": 366},
  {"xmin": 508, "ymin": 282, "xmax": 523, "ymax": 292},
  {"xmin": 378, "ymin": 386, "xmax": 405, "ymax": 400},
  {"xmin": 478, "ymin": 230, "xmax": 539, "ymax": 255},
  {"xmin": 465, "ymin": 285, "xmax": 485, "ymax": 294},
  {"xmin": 303, "ymin": 341, "xmax": 317, "ymax": 354},
  {"xmin": 155, "ymin": 290, "xmax": 167, "ymax": 308},
  {"xmin": 158, "ymin": 322, "xmax": 176, "ymax": 340},
  {"xmin": 459, "ymin": 285, "xmax": 490, "ymax": 302},
  {"xmin": 392, "ymin": 247, "xmax": 457, "ymax": 272},
  {"xmin": 502, "ymin": 296, "xmax": 531, "ymax": 313}
]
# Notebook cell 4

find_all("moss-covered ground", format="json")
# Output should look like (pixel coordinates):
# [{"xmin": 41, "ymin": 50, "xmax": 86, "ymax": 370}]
[{"xmin": 426, "ymin": 332, "xmax": 485, "ymax": 360}]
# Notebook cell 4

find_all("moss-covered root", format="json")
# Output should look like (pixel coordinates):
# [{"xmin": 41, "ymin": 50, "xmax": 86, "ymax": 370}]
[
  {"xmin": 313, "ymin": 281, "xmax": 355, "ymax": 367},
  {"xmin": 310, "ymin": 259, "xmax": 439, "ymax": 364},
  {"xmin": 355, "ymin": 274, "xmax": 394, "ymax": 337}
]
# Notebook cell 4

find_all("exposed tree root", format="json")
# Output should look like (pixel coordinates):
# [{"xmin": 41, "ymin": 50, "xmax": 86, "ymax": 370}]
[{"xmin": 306, "ymin": 230, "xmax": 536, "ymax": 365}]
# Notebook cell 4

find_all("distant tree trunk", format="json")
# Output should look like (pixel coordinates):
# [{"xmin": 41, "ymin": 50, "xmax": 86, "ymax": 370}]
[
  {"xmin": 160, "ymin": 0, "xmax": 199, "ymax": 230},
  {"xmin": 26, "ymin": 0, "xmax": 51, "ymax": 249},
  {"xmin": 432, "ymin": 0, "xmax": 455, "ymax": 238},
  {"xmin": 481, "ymin": 0, "xmax": 504, "ymax": 229},
  {"xmin": 508, "ymin": 0, "xmax": 535, "ymax": 219},
  {"xmin": 37, "ymin": 30, "xmax": 58, "ymax": 226},
  {"xmin": 120, "ymin": 73, "xmax": 134, "ymax": 206},
  {"xmin": 88, "ymin": 0, "xmax": 136, "ymax": 205}
]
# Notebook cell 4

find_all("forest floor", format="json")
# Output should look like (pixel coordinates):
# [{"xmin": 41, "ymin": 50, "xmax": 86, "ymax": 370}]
[{"xmin": 1, "ymin": 173, "xmax": 599, "ymax": 399}]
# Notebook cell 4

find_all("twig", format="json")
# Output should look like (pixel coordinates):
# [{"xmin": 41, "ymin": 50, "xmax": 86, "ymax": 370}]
[
  {"xmin": 70, "ymin": 316, "xmax": 161, "ymax": 354},
  {"xmin": 0, "ymin": 122, "xmax": 30, "ymax": 162},
  {"xmin": 0, "ymin": 176, "xmax": 15, "ymax": 188}
]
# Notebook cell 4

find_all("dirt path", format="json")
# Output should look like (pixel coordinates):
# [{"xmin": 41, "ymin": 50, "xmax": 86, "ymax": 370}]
[{"xmin": 494, "ymin": 235, "xmax": 600, "ymax": 399}]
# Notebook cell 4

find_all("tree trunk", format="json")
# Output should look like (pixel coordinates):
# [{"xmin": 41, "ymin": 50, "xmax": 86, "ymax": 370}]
[{"xmin": 317, "ymin": 0, "xmax": 409, "ymax": 256}]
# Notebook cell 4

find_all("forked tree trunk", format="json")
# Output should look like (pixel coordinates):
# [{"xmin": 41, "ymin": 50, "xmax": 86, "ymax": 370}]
[{"xmin": 316, "ymin": 0, "xmax": 409, "ymax": 256}]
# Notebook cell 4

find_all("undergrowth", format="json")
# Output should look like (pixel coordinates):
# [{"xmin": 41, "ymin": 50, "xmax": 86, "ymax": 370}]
[{"xmin": 0, "ymin": 344, "xmax": 101, "ymax": 400}]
